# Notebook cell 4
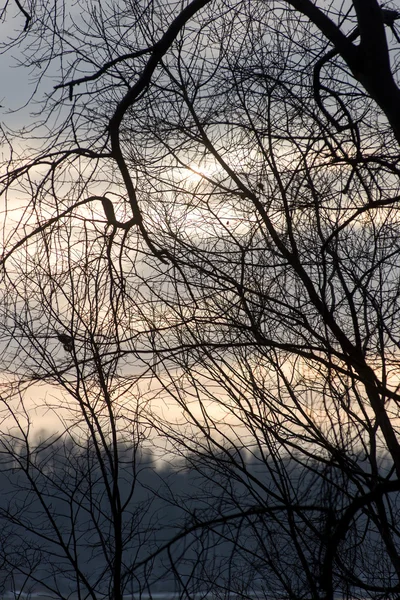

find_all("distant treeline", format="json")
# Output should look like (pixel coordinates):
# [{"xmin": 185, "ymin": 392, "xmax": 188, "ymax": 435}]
[{"xmin": 0, "ymin": 435, "xmax": 395, "ymax": 599}]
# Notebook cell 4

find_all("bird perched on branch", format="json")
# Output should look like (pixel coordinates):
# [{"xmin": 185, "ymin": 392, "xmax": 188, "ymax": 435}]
[
  {"xmin": 101, "ymin": 197, "xmax": 117, "ymax": 226},
  {"xmin": 57, "ymin": 333, "xmax": 74, "ymax": 352}
]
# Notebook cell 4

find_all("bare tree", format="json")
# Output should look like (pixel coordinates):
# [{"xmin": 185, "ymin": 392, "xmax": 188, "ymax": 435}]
[
  {"xmin": 2, "ymin": 0, "xmax": 400, "ymax": 598},
  {"xmin": 0, "ymin": 219, "xmax": 167, "ymax": 599}
]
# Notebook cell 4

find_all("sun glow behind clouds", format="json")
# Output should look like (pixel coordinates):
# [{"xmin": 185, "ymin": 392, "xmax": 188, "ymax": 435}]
[{"xmin": 184, "ymin": 162, "xmax": 219, "ymax": 183}]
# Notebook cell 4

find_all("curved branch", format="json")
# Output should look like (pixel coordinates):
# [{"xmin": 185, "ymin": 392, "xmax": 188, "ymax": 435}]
[
  {"xmin": 128, "ymin": 502, "xmax": 333, "ymax": 575},
  {"xmin": 321, "ymin": 478, "xmax": 400, "ymax": 595},
  {"xmin": 313, "ymin": 28, "xmax": 360, "ymax": 131},
  {"xmin": 322, "ymin": 195, "xmax": 400, "ymax": 251},
  {"xmin": 0, "ymin": 195, "xmax": 135, "ymax": 267},
  {"xmin": 14, "ymin": 0, "xmax": 31, "ymax": 31},
  {"xmin": 287, "ymin": 0, "xmax": 400, "ymax": 144},
  {"xmin": 108, "ymin": 0, "xmax": 212, "ymax": 262},
  {"xmin": 54, "ymin": 47, "xmax": 155, "ymax": 92}
]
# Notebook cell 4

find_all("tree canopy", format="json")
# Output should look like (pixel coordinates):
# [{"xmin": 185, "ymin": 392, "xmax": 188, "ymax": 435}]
[{"xmin": 1, "ymin": 0, "xmax": 400, "ymax": 599}]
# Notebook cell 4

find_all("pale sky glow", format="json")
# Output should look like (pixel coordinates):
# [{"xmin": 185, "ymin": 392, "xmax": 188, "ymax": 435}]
[{"xmin": 184, "ymin": 162, "xmax": 220, "ymax": 183}]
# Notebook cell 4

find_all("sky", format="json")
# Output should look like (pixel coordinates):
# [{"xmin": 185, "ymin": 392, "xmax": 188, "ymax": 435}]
[
  {"xmin": 0, "ymin": 10, "xmax": 30, "ymax": 125},
  {"xmin": 0, "ymin": 3, "xmax": 59, "ymax": 131}
]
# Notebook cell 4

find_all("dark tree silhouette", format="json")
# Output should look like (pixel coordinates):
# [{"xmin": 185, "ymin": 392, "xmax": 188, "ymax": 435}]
[{"xmin": 1, "ymin": 1, "xmax": 400, "ymax": 599}]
